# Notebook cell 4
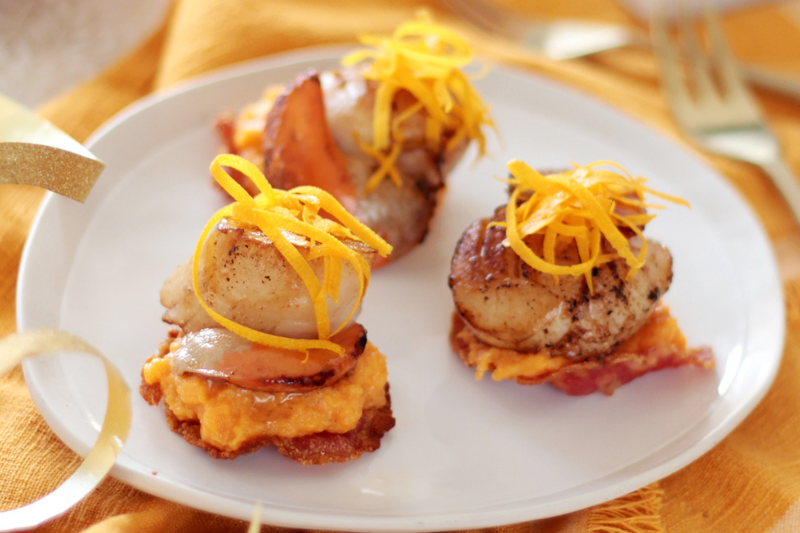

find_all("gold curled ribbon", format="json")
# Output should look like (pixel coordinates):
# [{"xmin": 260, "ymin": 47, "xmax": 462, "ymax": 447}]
[
  {"xmin": 0, "ymin": 330, "xmax": 131, "ymax": 532},
  {"xmin": 0, "ymin": 94, "xmax": 104, "ymax": 203},
  {"xmin": 248, "ymin": 501, "xmax": 262, "ymax": 533}
]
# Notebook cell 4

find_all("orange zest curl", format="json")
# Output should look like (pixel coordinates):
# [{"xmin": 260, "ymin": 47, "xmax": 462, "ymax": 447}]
[
  {"xmin": 192, "ymin": 154, "xmax": 392, "ymax": 356},
  {"xmin": 342, "ymin": 10, "xmax": 495, "ymax": 193},
  {"xmin": 498, "ymin": 160, "xmax": 689, "ymax": 294}
]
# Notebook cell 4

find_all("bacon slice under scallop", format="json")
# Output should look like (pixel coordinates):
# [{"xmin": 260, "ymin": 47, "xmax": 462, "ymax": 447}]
[
  {"xmin": 270, "ymin": 392, "xmax": 395, "ymax": 465},
  {"xmin": 450, "ymin": 303, "xmax": 714, "ymax": 396},
  {"xmin": 262, "ymin": 70, "xmax": 359, "ymax": 214},
  {"xmin": 170, "ymin": 323, "xmax": 368, "ymax": 393},
  {"xmin": 215, "ymin": 68, "xmax": 471, "ymax": 267},
  {"xmin": 140, "ymin": 332, "xmax": 395, "ymax": 464}
]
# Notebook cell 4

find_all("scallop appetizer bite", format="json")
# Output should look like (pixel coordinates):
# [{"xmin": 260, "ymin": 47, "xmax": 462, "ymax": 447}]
[
  {"xmin": 448, "ymin": 160, "xmax": 714, "ymax": 395},
  {"xmin": 215, "ymin": 12, "xmax": 494, "ymax": 266},
  {"xmin": 141, "ymin": 154, "xmax": 395, "ymax": 464}
]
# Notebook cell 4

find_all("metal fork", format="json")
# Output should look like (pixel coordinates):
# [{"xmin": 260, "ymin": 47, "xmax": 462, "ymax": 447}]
[
  {"xmin": 439, "ymin": 0, "xmax": 800, "ymax": 100},
  {"xmin": 652, "ymin": 5, "xmax": 800, "ymax": 223},
  {"xmin": 439, "ymin": 0, "xmax": 648, "ymax": 60}
]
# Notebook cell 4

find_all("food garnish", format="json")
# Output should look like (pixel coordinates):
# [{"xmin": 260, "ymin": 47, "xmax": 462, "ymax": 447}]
[
  {"xmin": 193, "ymin": 154, "xmax": 392, "ymax": 356},
  {"xmin": 342, "ymin": 11, "xmax": 495, "ymax": 193},
  {"xmin": 497, "ymin": 160, "xmax": 689, "ymax": 293},
  {"xmin": 448, "ymin": 159, "xmax": 714, "ymax": 394}
]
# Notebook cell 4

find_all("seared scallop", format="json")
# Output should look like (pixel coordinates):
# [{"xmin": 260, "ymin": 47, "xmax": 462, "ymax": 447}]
[
  {"xmin": 449, "ymin": 207, "xmax": 673, "ymax": 360},
  {"xmin": 161, "ymin": 218, "xmax": 375, "ymax": 339}
]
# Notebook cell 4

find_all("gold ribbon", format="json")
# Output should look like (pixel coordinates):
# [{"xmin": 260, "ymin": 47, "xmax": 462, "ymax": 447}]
[
  {"xmin": 0, "ymin": 95, "xmax": 104, "ymax": 203},
  {"xmin": 248, "ymin": 502, "xmax": 262, "ymax": 533},
  {"xmin": 0, "ymin": 95, "xmax": 259, "ymax": 529},
  {"xmin": 0, "ymin": 330, "xmax": 131, "ymax": 531}
]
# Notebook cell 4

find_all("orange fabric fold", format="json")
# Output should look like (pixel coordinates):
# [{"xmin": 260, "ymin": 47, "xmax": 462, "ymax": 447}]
[{"xmin": 1, "ymin": 0, "xmax": 800, "ymax": 532}]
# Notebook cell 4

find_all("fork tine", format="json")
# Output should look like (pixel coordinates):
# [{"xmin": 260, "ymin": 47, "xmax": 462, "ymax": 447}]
[
  {"xmin": 679, "ymin": 4, "xmax": 718, "ymax": 104},
  {"xmin": 440, "ymin": 0, "xmax": 512, "ymax": 37},
  {"xmin": 703, "ymin": 5, "xmax": 750, "ymax": 100},
  {"xmin": 653, "ymin": 2, "xmax": 800, "ymax": 222},
  {"xmin": 651, "ymin": 6, "xmax": 694, "ymax": 124}
]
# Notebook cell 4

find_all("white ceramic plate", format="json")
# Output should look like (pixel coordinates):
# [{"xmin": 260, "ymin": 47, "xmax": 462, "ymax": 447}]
[{"xmin": 17, "ymin": 47, "xmax": 784, "ymax": 531}]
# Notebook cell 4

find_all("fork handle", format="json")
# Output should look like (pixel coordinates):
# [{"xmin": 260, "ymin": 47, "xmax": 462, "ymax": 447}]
[
  {"xmin": 740, "ymin": 65, "xmax": 800, "ymax": 101},
  {"xmin": 760, "ymin": 159, "xmax": 800, "ymax": 224}
]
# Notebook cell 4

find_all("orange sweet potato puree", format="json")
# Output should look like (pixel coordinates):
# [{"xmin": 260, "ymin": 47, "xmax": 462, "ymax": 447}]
[
  {"xmin": 142, "ymin": 342, "xmax": 388, "ymax": 452},
  {"xmin": 470, "ymin": 344, "xmax": 572, "ymax": 382},
  {"xmin": 459, "ymin": 303, "xmax": 684, "ymax": 383}
]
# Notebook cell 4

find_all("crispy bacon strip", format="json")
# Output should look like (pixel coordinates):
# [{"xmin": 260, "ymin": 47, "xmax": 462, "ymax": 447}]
[
  {"xmin": 169, "ymin": 324, "xmax": 368, "ymax": 393},
  {"xmin": 263, "ymin": 71, "xmax": 359, "ymax": 214},
  {"xmin": 154, "ymin": 387, "xmax": 394, "ymax": 465},
  {"xmin": 212, "ymin": 113, "xmax": 257, "ymax": 196},
  {"xmin": 450, "ymin": 304, "xmax": 714, "ymax": 396},
  {"xmin": 140, "ymin": 334, "xmax": 395, "ymax": 464},
  {"xmin": 524, "ymin": 344, "xmax": 714, "ymax": 396}
]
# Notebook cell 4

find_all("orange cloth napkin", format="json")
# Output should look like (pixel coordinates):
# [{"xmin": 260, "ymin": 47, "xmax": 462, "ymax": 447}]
[{"xmin": 2, "ymin": 0, "xmax": 800, "ymax": 531}]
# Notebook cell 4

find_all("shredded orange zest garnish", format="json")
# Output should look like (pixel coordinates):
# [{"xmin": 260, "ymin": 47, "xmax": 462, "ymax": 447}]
[
  {"xmin": 342, "ymin": 10, "xmax": 494, "ymax": 194},
  {"xmin": 192, "ymin": 154, "xmax": 392, "ymax": 356},
  {"xmin": 498, "ymin": 160, "xmax": 689, "ymax": 294}
]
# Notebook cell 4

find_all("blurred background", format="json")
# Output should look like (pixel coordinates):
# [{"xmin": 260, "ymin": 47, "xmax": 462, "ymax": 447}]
[
  {"xmin": 0, "ymin": 0, "xmax": 171, "ymax": 107},
  {"xmin": 1, "ymin": 0, "xmax": 799, "ymax": 107}
]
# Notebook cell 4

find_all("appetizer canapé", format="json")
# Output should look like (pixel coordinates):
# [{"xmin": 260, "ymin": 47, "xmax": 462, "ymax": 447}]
[
  {"xmin": 215, "ymin": 12, "xmax": 494, "ymax": 266},
  {"xmin": 448, "ymin": 160, "xmax": 714, "ymax": 395},
  {"xmin": 141, "ymin": 154, "xmax": 395, "ymax": 464}
]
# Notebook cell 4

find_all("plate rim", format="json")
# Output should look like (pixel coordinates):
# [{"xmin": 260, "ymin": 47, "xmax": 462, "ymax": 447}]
[{"xmin": 16, "ymin": 45, "xmax": 786, "ymax": 532}]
